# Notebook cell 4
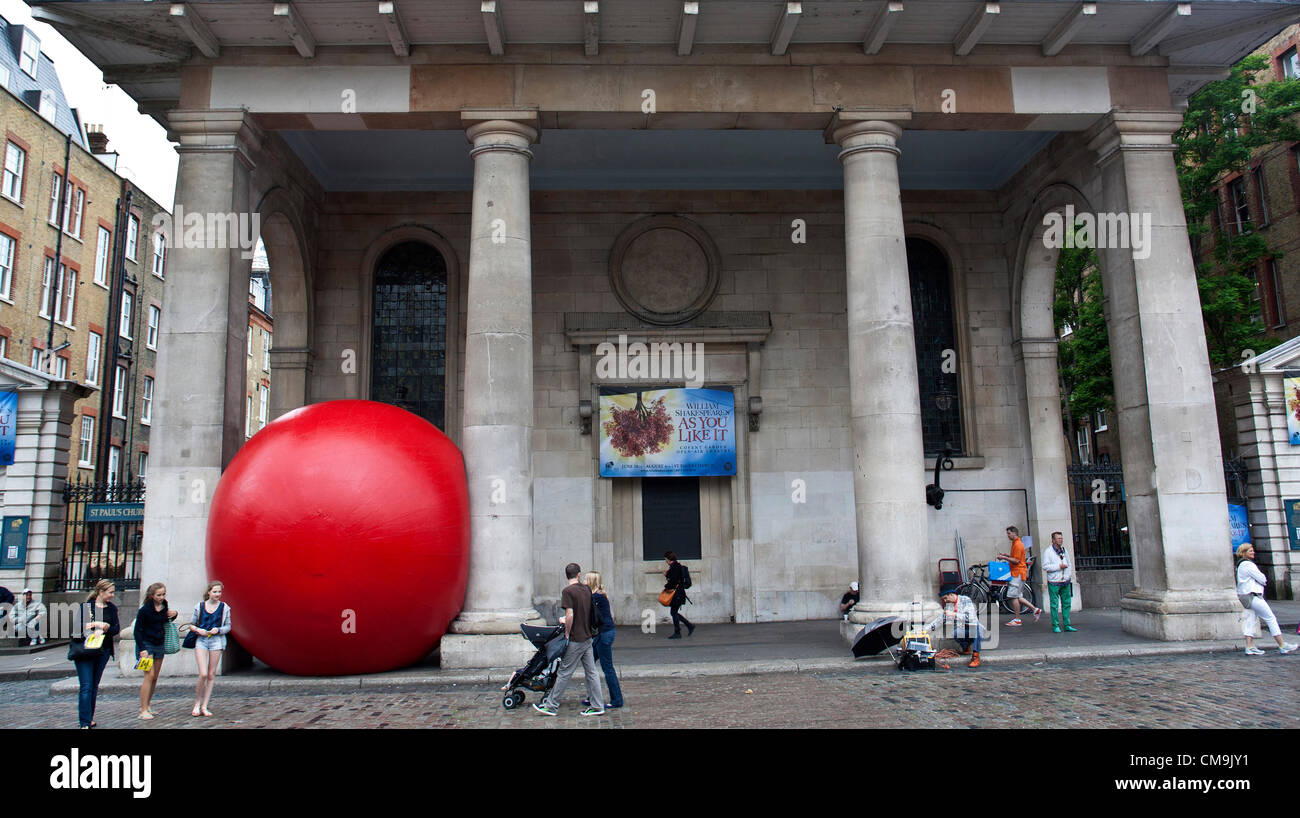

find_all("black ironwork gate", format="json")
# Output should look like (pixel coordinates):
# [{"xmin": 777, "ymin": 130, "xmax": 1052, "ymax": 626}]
[
  {"xmin": 1067, "ymin": 462, "xmax": 1131, "ymax": 570},
  {"xmin": 57, "ymin": 478, "xmax": 145, "ymax": 592}
]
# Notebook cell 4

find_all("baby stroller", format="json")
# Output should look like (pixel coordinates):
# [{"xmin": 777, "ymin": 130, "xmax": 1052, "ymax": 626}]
[{"xmin": 501, "ymin": 623, "xmax": 567, "ymax": 710}]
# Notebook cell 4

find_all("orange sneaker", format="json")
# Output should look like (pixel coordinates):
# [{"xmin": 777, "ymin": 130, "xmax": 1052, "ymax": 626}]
[{"xmin": 968, "ymin": 652, "xmax": 981, "ymax": 668}]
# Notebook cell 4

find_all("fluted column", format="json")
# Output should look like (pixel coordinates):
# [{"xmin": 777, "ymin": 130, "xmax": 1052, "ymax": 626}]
[
  {"xmin": 832, "ymin": 113, "xmax": 931, "ymax": 625},
  {"xmin": 442, "ymin": 114, "xmax": 543, "ymax": 668}
]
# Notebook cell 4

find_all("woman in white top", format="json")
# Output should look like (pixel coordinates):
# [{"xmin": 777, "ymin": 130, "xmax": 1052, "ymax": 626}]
[{"xmin": 1235, "ymin": 544, "xmax": 1297, "ymax": 656}]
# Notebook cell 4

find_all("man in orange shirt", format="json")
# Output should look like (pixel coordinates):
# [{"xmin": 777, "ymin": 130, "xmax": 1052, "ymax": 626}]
[{"xmin": 998, "ymin": 525, "xmax": 1042, "ymax": 627}]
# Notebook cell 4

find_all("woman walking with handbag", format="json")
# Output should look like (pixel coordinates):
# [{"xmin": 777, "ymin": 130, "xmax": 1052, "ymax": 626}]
[
  {"xmin": 188, "ymin": 581, "xmax": 231, "ymax": 717},
  {"xmin": 133, "ymin": 582, "xmax": 178, "ymax": 720},
  {"xmin": 663, "ymin": 551, "xmax": 694, "ymax": 640},
  {"xmin": 70, "ymin": 579, "xmax": 120, "ymax": 729},
  {"xmin": 1235, "ymin": 544, "xmax": 1297, "ymax": 656},
  {"xmin": 582, "ymin": 572, "xmax": 624, "ymax": 709}
]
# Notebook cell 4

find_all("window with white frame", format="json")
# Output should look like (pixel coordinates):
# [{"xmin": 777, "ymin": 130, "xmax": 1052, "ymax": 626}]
[
  {"xmin": 263, "ymin": 332, "xmax": 270, "ymax": 372},
  {"xmin": 147, "ymin": 305, "xmax": 159, "ymax": 349},
  {"xmin": 86, "ymin": 331, "xmax": 101, "ymax": 386},
  {"xmin": 151, "ymin": 232, "xmax": 165, "ymax": 278},
  {"xmin": 112, "ymin": 366, "xmax": 126, "ymax": 418},
  {"xmin": 1283, "ymin": 46, "xmax": 1300, "ymax": 80},
  {"xmin": 0, "ymin": 336, "xmax": 7, "ymax": 359},
  {"xmin": 1253, "ymin": 166, "xmax": 1269, "ymax": 226},
  {"xmin": 138, "ymin": 452, "xmax": 148, "ymax": 482},
  {"xmin": 119, "ymin": 291, "xmax": 132, "ymax": 339},
  {"xmin": 246, "ymin": 395, "xmax": 253, "ymax": 438},
  {"xmin": 40, "ymin": 261, "xmax": 76, "ymax": 326},
  {"xmin": 108, "ymin": 445, "xmax": 121, "ymax": 486},
  {"xmin": 1076, "ymin": 427, "xmax": 1092, "ymax": 465},
  {"xmin": 141, "ymin": 376, "xmax": 153, "ymax": 424},
  {"xmin": 59, "ymin": 266, "xmax": 75, "ymax": 326},
  {"xmin": 0, "ymin": 232, "xmax": 14, "ymax": 300},
  {"xmin": 3, "ymin": 142, "xmax": 24, "ymax": 202},
  {"xmin": 19, "ymin": 30, "xmax": 39, "ymax": 78},
  {"xmin": 247, "ymin": 326, "xmax": 253, "ymax": 357},
  {"xmin": 47, "ymin": 173, "xmax": 60, "ymax": 224},
  {"xmin": 29, "ymin": 347, "xmax": 40, "ymax": 370},
  {"xmin": 0, "ymin": 65, "xmax": 10, "ymax": 89},
  {"xmin": 70, "ymin": 188, "xmax": 84, "ymax": 237},
  {"xmin": 259, "ymin": 384, "xmax": 269, "ymax": 429},
  {"xmin": 38, "ymin": 90, "xmax": 56, "ymax": 122},
  {"xmin": 1095, "ymin": 409, "xmax": 1108, "ymax": 431},
  {"xmin": 79, "ymin": 416, "xmax": 94, "ymax": 466},
  {"xmin": 55, "ymin": 355, "xmax": 67, "ymax": 379},
  {"xmin": 125, "ymin": 215, "xmax": 139, "ymax": 261},
  {"xmin": 60, "ymin": 185, "xmax": 76, "ymax": 235},
  {"xmin": 1272, "ymin": 258, "xmax": 1287, "ymax": 327},
  {"xmin": 94, "ymin": 226, "xmax": 110, "ymax": 286},
  {"xmin": 1229, "ymin": 177, "xmax": 1252, "ymax": 233}
]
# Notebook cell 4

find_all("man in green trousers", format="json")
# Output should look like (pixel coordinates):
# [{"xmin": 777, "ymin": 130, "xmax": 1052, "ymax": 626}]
[{"xmin": 1041, "ymin": 531, "xmax": 1077, "ymax": 633}]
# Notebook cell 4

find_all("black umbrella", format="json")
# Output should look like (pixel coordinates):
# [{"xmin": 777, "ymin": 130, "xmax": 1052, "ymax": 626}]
[{"xmin": 850, "ymin": 616, "xmax": 904, "ymax": 658}]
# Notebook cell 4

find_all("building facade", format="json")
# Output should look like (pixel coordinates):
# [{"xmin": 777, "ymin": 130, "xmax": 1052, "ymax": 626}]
[{"xmin": 33, "ymin": 0, "xmax": 1300, "ymax": 668}]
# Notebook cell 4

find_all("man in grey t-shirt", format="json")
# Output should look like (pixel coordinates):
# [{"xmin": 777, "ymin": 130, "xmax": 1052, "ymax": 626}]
[{"xmin": 535, "ymin": 563, "xmax": 604, "ymax": 717}]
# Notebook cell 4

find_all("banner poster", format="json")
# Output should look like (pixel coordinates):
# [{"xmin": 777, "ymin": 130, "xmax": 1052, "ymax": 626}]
[
  {"xmin": 599, "ymin": 386, "xmax": 736, "ymax": 478},
  {"xmin": 1228, "ymin": 503, "xmax": 1251, "ymax": 554},
  {"xmin": 1287, "ymin": 375, "xmax": 1300, "ymax": 445},
  {"xmin": 0, "ymin": 390, "xmax": 14, "ymax": 466}
]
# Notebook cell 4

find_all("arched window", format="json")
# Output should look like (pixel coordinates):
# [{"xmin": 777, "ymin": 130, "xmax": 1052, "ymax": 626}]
[
  {"xmin": 371, "ymin": 241, "xmax": 447, "ymax": 429},
  {"xmin": 907, "ymin": 237, "xmax": 963, "ymax": 456}
]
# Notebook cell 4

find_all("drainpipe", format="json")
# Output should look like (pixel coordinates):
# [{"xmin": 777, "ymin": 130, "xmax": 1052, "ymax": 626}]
[
  {"xmin": 96, "ymin": 188, "xmax": 133, "ymax": 487},
  {"xmin": 45, "ymin": 133, "xmax": 72, "ymax": 370}
]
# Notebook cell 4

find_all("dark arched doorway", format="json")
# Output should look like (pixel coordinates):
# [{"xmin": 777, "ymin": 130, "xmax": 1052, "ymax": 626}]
[
  {"xmin": 370, "ymin": 241, "xmax": 447, "ymax": 429},
  {"xmin": 907, "ymin": 236, "xmax": 963, "ymax": 456}
]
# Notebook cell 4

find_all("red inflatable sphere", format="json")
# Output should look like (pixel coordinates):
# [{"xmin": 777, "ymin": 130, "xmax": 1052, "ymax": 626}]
[{"xmin": 206, "ymin": 400, "xmax": 470, "ymax": 675}]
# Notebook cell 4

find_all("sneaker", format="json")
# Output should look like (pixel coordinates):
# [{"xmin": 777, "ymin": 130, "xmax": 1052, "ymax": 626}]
[
  {"xmin": 1006, "ymin": 619, "xmax": 1022, "ymax": 627},
  {"xmin": 1244, "ymin": 647, "xmax": 1265, "ymax": 656},
  {"xmin": 1032, "ymin": 607, "xmax": 1042, "ymax": 623},
  {"xmin": 1280, "ymin": 643, "xmax": 1299, "ymax": 654},
  {"xmin": 1052, "ymin": 626, "xmax": 1061, "ymax": 633},
  {"xmin": 1064, "ymin": 625, "xmax": 1078, "ymax": 632},
  {"xmin": 532, "ymin": 703, "xmax": 557, "ymax": 716},
  {"xmin": 579, "ymin": 707, "xmax": 605, "ymax": 716},
  {"xmin": 968, "ymin": 652, "xmax": 981, "ymax": 668}
]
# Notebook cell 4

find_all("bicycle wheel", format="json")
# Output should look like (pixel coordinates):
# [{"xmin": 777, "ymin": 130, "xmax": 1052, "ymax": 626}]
[{"xmin": 957, "ymin": 582, "xmax": 988, "ymax": 606}]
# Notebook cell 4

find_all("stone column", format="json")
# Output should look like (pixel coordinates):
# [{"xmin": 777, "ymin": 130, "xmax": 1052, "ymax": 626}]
[
  {"xmin": 1085, "ymin": 111, "xmax": 1239, "ymax": 639},
  {"xmin": 134, "ymin": 110, "xmax": 258, "ymax": 674},
  {"xmin": 441, "ymin": 114, "xmax": 543, "ymax": 668},
  {"xmin": 268, "ymin": 347, "xmax": 314, "ymax": 421},
  {"xmin": 830, "ymin": 112, "xmax": 931, "ymax": 630},
  {"xmin": 1013, "ymin": 338, "xmax": 1080, "ymax": 611}
]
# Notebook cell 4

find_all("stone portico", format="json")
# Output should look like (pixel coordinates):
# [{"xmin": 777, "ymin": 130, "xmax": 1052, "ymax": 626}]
[{"xmin": 32, "ymin": 0, "xmax": 1296, "ymax": 668}]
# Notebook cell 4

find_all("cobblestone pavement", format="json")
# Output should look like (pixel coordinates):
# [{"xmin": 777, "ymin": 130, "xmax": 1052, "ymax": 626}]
[{"xmin": 4, "ymin": 652, "xmax": 1296, "ymax": 729}]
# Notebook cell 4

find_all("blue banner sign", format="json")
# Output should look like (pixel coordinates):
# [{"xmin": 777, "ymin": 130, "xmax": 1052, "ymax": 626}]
[
  {"xmin": 0, "ymin": 390, "xmax": 15, "ymax": 466},
  {"xmin": 86, "ymin": 503, "xmax": 145, "ymax": 522},
  {"xmin": 0, "ymin": 516, "xmax": 27, "ymax": 568},
  {"xmin": 599, "ymin": 386, "xmax": 736, "ymax": 478},
  {"xmin": 1227, "ymin": 503, "xmax": 1251, "ymax": 554},
  {"xmin": 1285, "ymin": 499, "xmax": 1300, "ymax": 551}
]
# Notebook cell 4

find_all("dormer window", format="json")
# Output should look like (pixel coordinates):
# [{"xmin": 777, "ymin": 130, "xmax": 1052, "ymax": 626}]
[
  {"xmin": 19, "ymin": 30, "xmax": 40, "ymax": 78},
  {"xmin": 38, "ymin": 90, "xmax": 56, "ymax": 121}
]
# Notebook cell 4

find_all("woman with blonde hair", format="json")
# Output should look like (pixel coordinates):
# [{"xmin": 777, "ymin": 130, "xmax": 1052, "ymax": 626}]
[
  {"xmin": 134, "ymin": 582, "xmax": 177, "ymax": 719},
  {"xmin": 581, "ymin": 571, "xmax": 624, "ymax": 709},
  {"xmin": 188, "ymin": 580, "xmax": 232, "ymax": 716},
  {"xmin": 70, "ymin": 579, "xmax": 120, "ymax": 728},
  {"xmin": 1235, "ymin": 544, "xmax": 1297, "ymax": 656}
]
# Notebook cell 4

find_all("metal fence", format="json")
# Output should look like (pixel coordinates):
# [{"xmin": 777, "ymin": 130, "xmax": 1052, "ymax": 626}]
[
  {"xmin": 57, "ymin": 478, "xmax": 146, "ymax": 592},
  {"xmin": 1224, "ymin": 457, "xmax": 1250, "ymax": 506},
  {"xmin": 1067, "ymin": 462, "xmax": 1131, "ymax": 570}
]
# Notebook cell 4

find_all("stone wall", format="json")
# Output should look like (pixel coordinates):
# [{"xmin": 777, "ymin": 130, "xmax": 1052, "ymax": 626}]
[{"xmin": 1077, "ymin": 568, "xmax": 1135, "ymax": 608}]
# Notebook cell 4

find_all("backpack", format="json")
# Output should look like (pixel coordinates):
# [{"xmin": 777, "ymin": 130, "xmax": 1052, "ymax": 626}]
[
  {"xmin": 586, "ymin": 587, "xmax": 602, "ymax": 637},
  {"xmin": 680, "ymin": 564, "xmax": 692, "ymax": 590}
]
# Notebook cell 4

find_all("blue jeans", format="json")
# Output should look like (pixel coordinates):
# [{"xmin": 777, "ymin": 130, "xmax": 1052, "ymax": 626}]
[
  {"xmin": 592, "ymin": 629, "xmax": 624, "ymax": 707},
  {"xmin": 75, "ymin": 651, "xmax": 111, "ymax": 727}
]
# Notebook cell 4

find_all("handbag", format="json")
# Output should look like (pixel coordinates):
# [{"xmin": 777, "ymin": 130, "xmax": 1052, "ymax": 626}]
[
  {"xmin": 68, "ymin": 603, "xmax": 106, "ymax": 661},
  {"xmin": 182, "ymin": 603, "xmax": 201, "ymax": 649},
  {"xmin": 657, "ymin": 589, "xmax": 675, "ymax": 607},
  {"xmin": 1238, "ymin": 593, "xmax": 1259, "ymax": 610},
  {"xmin": 163, "ymin": 618, "xmax": 180, "ymax": 654}
]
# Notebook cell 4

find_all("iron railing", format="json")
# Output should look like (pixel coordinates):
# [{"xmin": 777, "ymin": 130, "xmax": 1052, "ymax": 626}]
[
  {"xmin": 1067, "ymin": 462, "xmax": 1131, "ymax": 570},
  {"xmin": 56, "ymin": 477, "xmax": 145, "ymax": 592}
]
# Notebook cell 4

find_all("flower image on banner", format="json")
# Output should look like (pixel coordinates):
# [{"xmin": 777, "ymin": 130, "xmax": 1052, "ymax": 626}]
[
  {"xmin": 1287, "ymin": 376, "xmax": 1300, "ymax": 446},
  {"xmin": 0, "ymin": 391, "xmax": 15, "ymax": 466},
  {"xmin": 599, "ymin": 386, "xmax": 736, "ymax": 477}
]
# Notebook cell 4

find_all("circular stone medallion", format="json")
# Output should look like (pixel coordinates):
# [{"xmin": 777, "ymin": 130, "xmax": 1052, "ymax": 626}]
[{"xmin": 609, "ymin": 215, "xmax": 720, "ymax": 325}]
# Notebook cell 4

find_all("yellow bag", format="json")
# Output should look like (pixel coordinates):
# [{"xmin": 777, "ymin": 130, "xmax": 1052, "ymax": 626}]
[
  {"xmin": 85, "ymin": 632, "xmax": 104, "ymax": 650},
  {"xmin": 135, "ymin": 656, "xmax": 153, "ymax": 672}
]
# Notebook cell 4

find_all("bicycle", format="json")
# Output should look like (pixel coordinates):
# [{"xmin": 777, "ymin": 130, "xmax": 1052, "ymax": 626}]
[{"xmin": 956, "ymin": 561, "xmax": 1038, "ymax": 616}]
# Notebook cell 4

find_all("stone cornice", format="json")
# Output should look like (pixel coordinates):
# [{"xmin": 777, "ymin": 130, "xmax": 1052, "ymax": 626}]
[{"xmin": 1085, "ymin": 110, "xmax": 1185, "ymax": 167}]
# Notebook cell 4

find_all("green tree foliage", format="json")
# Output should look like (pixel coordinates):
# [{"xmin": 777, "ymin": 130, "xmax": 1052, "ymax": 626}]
[
  {"xmin": 1054, "ymin": 228, "xmax": 1112, "ymax": 435},
  {"xmin": 1175, "ymin": 54, "xmax": 1300, "ymax": 367}
]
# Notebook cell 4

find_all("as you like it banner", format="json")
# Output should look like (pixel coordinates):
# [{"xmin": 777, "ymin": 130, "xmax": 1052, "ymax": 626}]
[{"xmin": 599, "ymin": 386, "xmax": 735, "ymax": 478}]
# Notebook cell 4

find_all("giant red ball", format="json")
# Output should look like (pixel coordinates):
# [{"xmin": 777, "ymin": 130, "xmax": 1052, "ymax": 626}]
[{"xmin": 206, "ymin": 400, "xmax": 470, "ymax": 675}]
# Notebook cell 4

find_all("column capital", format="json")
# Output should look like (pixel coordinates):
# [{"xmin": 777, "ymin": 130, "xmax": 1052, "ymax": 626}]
[
  {"xmin": 462, "ymin": 109, "xmax": 540, "ymax": 156},
  {"xmin": 1084, "ymin": 110, "xmax": 1185, "ymax": 166},
  {"xmin": 825, "ymin": 110, "xmax": 911, "ymax": 160},
  {"xmin": 167, "ymin": 109, "xmax": 263, "ymax": 168}
]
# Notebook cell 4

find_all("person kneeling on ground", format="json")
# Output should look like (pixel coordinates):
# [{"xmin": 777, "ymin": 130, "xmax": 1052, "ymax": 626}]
[{"xmin": 927, "ymin": 585, "xmax": 985, "ymax": 669}]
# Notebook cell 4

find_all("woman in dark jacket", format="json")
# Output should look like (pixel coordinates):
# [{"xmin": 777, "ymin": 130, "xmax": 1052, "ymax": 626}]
[
  {"xmin": 583, "ymin": 571, "xmax": 624, "ymax": 709},
  {"xmin": 134, "ymin": 582, "xmax": 178, "ymax": 719},
  {"xmin": 73, "ymin": 579, "xmax": 121, "ymax": 729},
  {"xmin": 663, "ymin": 551, "xmax": 695, "ymax": 639}
]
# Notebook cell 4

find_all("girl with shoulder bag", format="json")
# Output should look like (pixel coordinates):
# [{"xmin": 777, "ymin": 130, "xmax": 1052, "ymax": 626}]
[{"xmin": 70, "ymin": 579, "xmax": 120, "ymax": 728}]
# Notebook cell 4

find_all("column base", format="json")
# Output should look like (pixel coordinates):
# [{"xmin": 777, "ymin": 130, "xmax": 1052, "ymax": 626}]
[
  {"xmin": 1120, "ymin": 588, "xmax": 1241, "ymax": 641},
  {"xmin": 439, "ymin": 633, "xmax": 540, "ymax": 669},
  {"xmin": 446, "ymin": 608, "xmax": 546, "ymax": 635}
]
